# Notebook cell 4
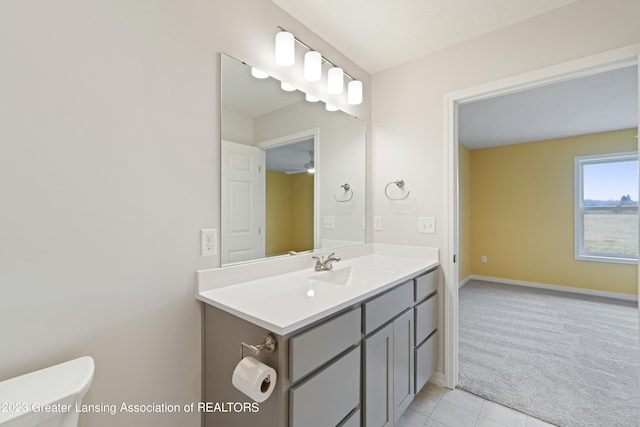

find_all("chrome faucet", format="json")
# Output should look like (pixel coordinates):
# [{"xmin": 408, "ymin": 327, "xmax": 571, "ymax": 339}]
[{"xmin": 312, "ymin": 253, "xmax": 341, "ymax": 271}]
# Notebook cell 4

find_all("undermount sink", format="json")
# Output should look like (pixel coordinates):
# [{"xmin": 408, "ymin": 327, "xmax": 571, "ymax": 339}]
[{"xmin": 310, "ymin": 265, "xmax": 394, "ymax": 287}]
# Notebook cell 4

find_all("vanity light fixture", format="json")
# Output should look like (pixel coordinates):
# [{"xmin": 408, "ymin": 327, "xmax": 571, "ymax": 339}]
[
  {"xmin": 305, "ymin": 93, "xmax": 320, "ymax": 102},
  {"xmin": 275, "ymin": 31, "xmax": 295, "ymax": 66},
  {"xmin": 251, "ymin": 67, "xmax": 269, "ymax": 79},
  {"xmin": 347, "ymin": 80, "xmax": 363, "ymax": 105},
  {"xmin": 275, "ymin": 26, "xmax": 363, "ymax": 107},
  {"xmin": 281, "ymin": 81, "xmax": 296, "ymax": 92},
  {"xmin": 305, "ymin": 152, "xmax": 315, "ymax": 174},
  {"xmin": 305, "ymin": 161, "xmax": 315, "ymax": 174},
  {"xmin": 328, "ymin": 67, "xmax": 344, "ymax": 95},
  {"xmin": 304, "ymin": 51, "xmax": 322, "ymax": 82},
  {"xmin": 325, "ymin": 103, "xmax": 339, "ymax": 112}
]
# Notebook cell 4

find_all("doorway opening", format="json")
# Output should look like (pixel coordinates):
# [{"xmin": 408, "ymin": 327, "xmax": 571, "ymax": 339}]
[
  {"xmin": 443, "ymin": 45, "xmax": 640, "ymax": 390},
  {"xmin": 257, "ymin": 131, "xmax": 319, "ymax": 257}
]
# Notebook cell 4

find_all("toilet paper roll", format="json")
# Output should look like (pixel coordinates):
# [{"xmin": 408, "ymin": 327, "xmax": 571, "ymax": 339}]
[{"xmin": 231, "ymin": 357, "xmax": 277, "ymax": 403}]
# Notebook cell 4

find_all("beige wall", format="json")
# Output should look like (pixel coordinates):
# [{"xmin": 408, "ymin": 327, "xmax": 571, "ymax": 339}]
[
  {"xmin": 255, "ymin": 101, "xmax": 367, "ymax": 246},
  {"xmin": 0, "ymin": 1, "xmax": 369, "ymax": 426},
  {"xmin": 372, "ymin": 0, "xmax": 640, "ymax": 374},
  {"xmin": 2, "ymin": 0, "xmax": 639, "ymax": 423},
  {"xmin": 466, "ymin": 129, "xmax": 638, "ymax": 295},
  {"xmin": 371, "ymin": 0, "xmax": 640, "ymax": 251}
]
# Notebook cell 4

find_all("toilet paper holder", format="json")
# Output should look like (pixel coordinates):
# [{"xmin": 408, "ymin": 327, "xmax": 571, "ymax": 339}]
[{"xmin": 241, "ymin": 333, "xmax": 277, "ymax": 358}]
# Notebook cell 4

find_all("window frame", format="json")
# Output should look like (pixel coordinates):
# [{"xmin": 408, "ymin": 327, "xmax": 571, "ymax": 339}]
[{"xmin": 574, "ymin": 151, "xmax": 638, "ymax": 264}]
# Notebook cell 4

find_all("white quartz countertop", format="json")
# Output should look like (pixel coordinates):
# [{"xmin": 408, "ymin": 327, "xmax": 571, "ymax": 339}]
[{"xmin": 197, "ymin": 246, "xmax": 438, "ymax": 335}]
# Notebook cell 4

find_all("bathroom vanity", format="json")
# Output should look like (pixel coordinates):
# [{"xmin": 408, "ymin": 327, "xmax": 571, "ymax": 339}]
[{"xmin": 197, "ymin": 244, "xmax": 439, "ymax": 427}]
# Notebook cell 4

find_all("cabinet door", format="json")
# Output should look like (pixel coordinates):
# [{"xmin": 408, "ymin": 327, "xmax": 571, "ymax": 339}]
[
  {"xmin": 393, "ymin": 310, "xmax": 414, "ymax": 422},
  {"xmin": 363, "ymin": 323, "xmax": 393, "ymax": 427}
]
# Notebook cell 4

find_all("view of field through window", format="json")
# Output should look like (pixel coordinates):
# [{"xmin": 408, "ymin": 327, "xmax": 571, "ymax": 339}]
[{"xmin": 582, "ymin": 158, "xmax": 638, "ymax": 258}]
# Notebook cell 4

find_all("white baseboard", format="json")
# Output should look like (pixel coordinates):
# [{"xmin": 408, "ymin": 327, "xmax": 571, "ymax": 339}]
[
  {"xmin": 458, "ymin": 276, "xmax": 473, "ymax": 289},
  {"xmin": 467, "ymin": 275, "xmax": 638, "ymax": 302},
  {"xmin": 427, "ymin": 371, "xmax": 447, "ymax": 388}
]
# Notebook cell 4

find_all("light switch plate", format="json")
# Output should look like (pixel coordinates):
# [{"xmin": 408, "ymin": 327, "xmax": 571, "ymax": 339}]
[
  {"xmin": 418, "ymin": 217, "xmax": 436, "ymax": 234},
  {"xmin": 374, "ymin": 216, "xmax": 382, "ymax": 231},
  {"xmin": 324, "ymin": 216, "xmax": 335, "ymax": 229}
]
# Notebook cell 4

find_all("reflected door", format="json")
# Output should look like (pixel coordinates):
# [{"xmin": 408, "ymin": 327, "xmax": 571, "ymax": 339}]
[{"xmin": 221, "ymin": 140, "xmax": 265, "ymax": 264}]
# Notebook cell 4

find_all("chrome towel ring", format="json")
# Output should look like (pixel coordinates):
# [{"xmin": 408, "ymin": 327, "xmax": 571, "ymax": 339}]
[
  {"xmin": 385, "ymin": 179, "xmax": 410, "ymax": 200},
  {"xmin": 334, "ymin": 183, "xmax": 354, "ymax": 202}
]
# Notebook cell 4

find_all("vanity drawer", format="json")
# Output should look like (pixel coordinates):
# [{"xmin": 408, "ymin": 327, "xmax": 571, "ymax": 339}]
[
  {"xmin": 338, "ymin": 409, "xmax": 360, "ymax": 427},
  {"xmin": 289, "ymin": 346, "xmax": 360, "ymax": 427},
  {"xmin": 363, "ymin": 281, "xmax": 413, "ymax": 335},
  {"xmin": 415, "ymin": 331, "xmax": 438, "ymax": 393},
  {"xmin": 414, "ymin": 269, "xmax": 437, "ymax": 302},
  {"xmin": 289, "ymin": 307, "xmax": 361, "ymax": 383},
  {"xmin": 414, "ymin": 294, "xmax": 438, "ymax": 345}
]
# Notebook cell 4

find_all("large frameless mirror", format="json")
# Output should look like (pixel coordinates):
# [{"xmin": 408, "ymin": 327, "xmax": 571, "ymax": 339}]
[{"xmin": 220, "ymin": 53, "xmax": 366, "ymax": 265}]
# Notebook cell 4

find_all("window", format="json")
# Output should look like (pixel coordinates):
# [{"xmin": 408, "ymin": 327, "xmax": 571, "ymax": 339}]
[{"xmin": 574, "ymin": 152, "xmax": 638, "ymax": 263}]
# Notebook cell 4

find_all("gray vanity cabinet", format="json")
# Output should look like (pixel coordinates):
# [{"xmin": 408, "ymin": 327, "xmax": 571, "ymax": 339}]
[
  {"xmin": 362, "ymin": 268, "xmax": 439, "ymax": 426},
  {"xmin": 203, "ymin": 267, "xmax": 439, "ymax": 427}
]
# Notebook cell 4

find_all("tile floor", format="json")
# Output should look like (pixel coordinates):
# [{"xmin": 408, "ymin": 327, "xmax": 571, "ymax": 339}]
[{"xmin": 396, "ymin": 383, "xmax": 557, "ymax": 427}]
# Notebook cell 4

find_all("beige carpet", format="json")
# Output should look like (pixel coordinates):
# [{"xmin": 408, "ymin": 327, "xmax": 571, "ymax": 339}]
[{"xmin": 458, "ymin": 280, "xmax": 639, "ymax": 427}]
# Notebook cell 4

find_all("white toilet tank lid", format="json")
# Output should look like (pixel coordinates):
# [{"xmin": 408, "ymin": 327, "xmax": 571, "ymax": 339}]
[{"xmin": 0, "ymin": 356, "xmax": 95, "ymax": 425}]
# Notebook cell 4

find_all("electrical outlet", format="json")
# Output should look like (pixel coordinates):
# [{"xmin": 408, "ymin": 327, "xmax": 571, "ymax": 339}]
[
  {"xmin": 201, "ymin": 229, "xmax": 217, "ymax": 256},
  {"xmin": 481, "ymin": 255, "xmax": 487, "ymax": 263}
]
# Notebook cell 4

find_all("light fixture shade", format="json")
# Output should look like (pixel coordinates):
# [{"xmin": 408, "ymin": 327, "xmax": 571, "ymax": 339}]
[
  {"xmin": 325, "ymin": 103, "xmax": 339, "ymax": 112},
  {"xmin": 347, "ymin": 80, "xmax": 363, "ymax": 105},
  {"xmin": 328, "ymin": 67, "xmax": 344, "ymax": 94},
  {"xmin": 305, "ymin": 93, "xmax": 320, "ymax": 102},
  {"xmin": 275, "ymin": 31, "xmax": 295, "ymax": 66},
  {"xmin": 281, "ymin": 81, "xmax": 296, "ymax": 92},
  {"xmin": 305, "ymin": 161, "xmax": 315, "ymax": 174},
  {"xmin": 304, "ymin": 51, "xmax": 322, "ymax": 82},
  {"xmin": 251, "ymin": 67, "xmax": 269, "ymax": 79}
]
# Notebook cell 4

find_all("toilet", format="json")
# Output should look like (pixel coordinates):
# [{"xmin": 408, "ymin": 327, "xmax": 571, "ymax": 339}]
[{"xmin": 0, "ymin": 356, "xmax": 95, "ymax": 427}]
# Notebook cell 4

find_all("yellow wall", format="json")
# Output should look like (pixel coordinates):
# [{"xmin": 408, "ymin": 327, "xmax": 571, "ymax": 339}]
[
  {"xmin": 266, "ymin": 170, "xmax": 291, "ymax": 256},
  {"xmin": 467, "ymin": 128, "xmax": 638, "ymax": 295},
  {"xmin": 265, "ymin": 170, "xmax": 314, "ymax": 256},
  {"xmin": 290, "ymin": 172, "xmax": 314, "ymax": 250},
  {"xmin": 459, "ymin": 143, "xmax": 472, "ymax": 282}
]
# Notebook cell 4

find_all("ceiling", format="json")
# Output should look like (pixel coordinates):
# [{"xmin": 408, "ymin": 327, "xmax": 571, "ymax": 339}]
[
  {"xmin": 271, "ymin": 0, "xmax": 580, "ymax": 74},
  {"xmin": 271, "ymin": 1, "xmax": 638, "ymax": 148},
  {"xmin": 221, "ymin": 54, "xmax": 303, "ymax": 119},
  {"xmin": 459, "ymin": 65, "xmax": 639, "ymax": 149},
  {"xmin": 265, "ymin": 138, "xmax": 315, "ymax": 174}
]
